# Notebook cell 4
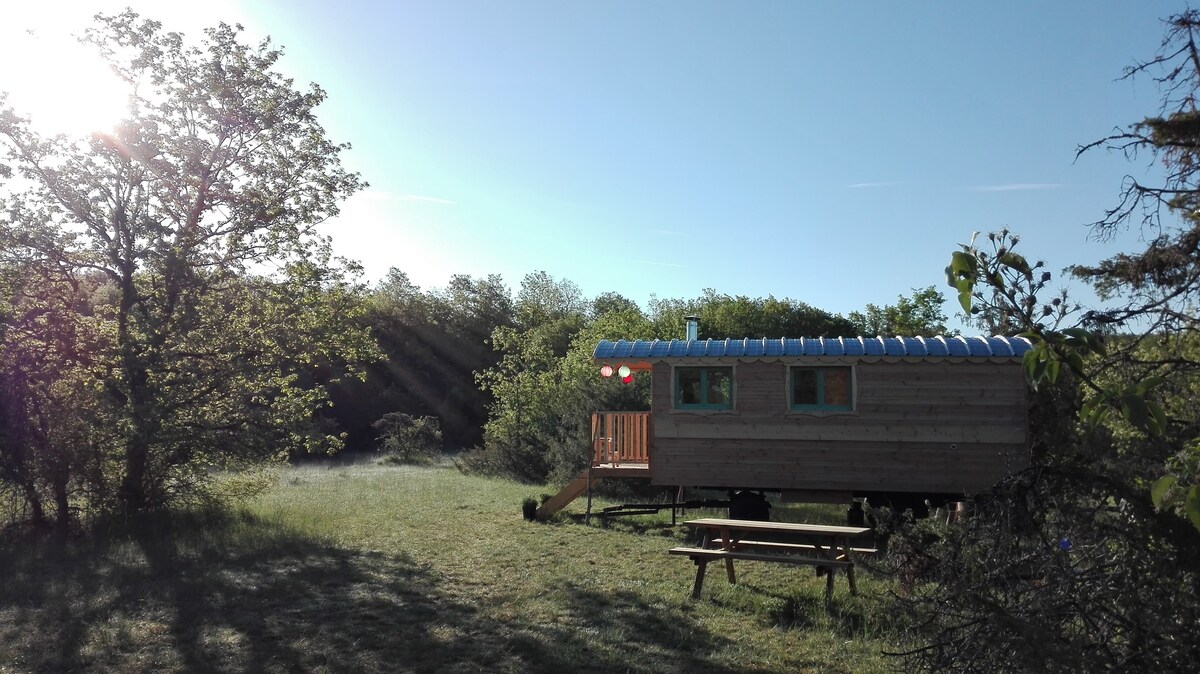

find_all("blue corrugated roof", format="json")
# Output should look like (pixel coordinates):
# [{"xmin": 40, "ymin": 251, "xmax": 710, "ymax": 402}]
[{"xmin": 593, "ymin": 336, "xmax": 1032, "ymax": 361}]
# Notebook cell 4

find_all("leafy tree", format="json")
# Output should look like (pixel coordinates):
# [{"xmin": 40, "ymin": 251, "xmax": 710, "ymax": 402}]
[
  {"xmin": 466, "ymin": 300, "xmax": 657, "ymax": 484},
  {"xmin": 847, "ymin": 286, "xmax": 949, "ymax": 336},
  {"xmin": 649, "ymin": 291, "xmax": 856, "ymax": 339},
  {"xmin": 340, "ymin": 269, "xmax": 513, "ymax": 452},
  {"xmin": 468, "ymin": 283, "xmax": 864, "ymax": 484},
  {"xmin": 0, "ymin": 11, "xmax": 373, "ymax": 516},
  {"xmin": 0, "ymin": 265, "xmax": 109, "ymax": 527},
  {"xmin": 373, "ymin": 412, "xmax": 443, "ymax": 464},
  {"xmin": 1060, "ymin": 14, "xmax": 1200, "ymax": 525},
  {"xmin": 889, "ymin": 14, "xmax": 1200, "ymax": 669},
  {"xmin": 515, "ymin": 270, "xmax": 584, "ymax": 329},
  {"xmin": 913, "ymin": 230, "xmax": 1200, "ymax": 671},
  {"xmin": 428, "ymin": 273, "xmax": 515, "ymax": 446},
  {"xmin": 590, "ymin": 291, "xmax": 640, "ymax": 319},
  {"xmin": 539, "ymin": 307, "xmax": 658, "ymax": 482},
  {"xmin": 469, "ymin": 272, "xmax": 588, "ymax": 483}
]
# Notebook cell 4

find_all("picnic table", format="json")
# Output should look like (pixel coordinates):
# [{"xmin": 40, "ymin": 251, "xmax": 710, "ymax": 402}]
[{"xmin": 669, "ymin": 518, "xmax": 875, "ymax": 606}]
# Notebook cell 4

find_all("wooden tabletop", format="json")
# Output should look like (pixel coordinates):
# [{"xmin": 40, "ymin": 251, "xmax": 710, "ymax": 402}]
[{"xmin": 683, "ymin": 518, "xmax": 871, "ymax": 536}]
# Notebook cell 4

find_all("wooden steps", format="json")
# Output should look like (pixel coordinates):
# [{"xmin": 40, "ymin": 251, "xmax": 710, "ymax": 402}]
[
  {"xmin": 535, "ymin": 473, "xmax": 597, "ymax": 521},
  {"xmin": 533, "ymin": 465, "xmax": 652, "ymax": 521}
]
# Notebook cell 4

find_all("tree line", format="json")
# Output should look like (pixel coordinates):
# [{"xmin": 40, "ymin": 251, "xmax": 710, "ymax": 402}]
[{"xmin": 350, "ymin": 269, "xmax": 947, "ymax": 485}]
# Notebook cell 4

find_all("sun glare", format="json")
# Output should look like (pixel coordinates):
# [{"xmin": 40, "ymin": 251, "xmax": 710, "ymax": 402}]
[
  {"xmin": 1, "ymin": 0, "xmax": 252, "ymax": 138},
  {"xmin": 0, "ymin": 24, "xmax": 129, "ymax": 137}
]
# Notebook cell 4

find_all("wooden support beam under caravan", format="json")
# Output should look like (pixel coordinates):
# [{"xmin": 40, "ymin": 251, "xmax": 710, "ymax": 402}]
[{"xmin": 589, "ymin": 335, "xmax": 1032, "ymax": 508}]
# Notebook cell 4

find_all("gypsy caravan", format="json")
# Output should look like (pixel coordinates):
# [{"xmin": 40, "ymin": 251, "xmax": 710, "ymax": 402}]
[{"xmin": 536, "ymin": 335, "xmax": 1031, "ymax": 519}]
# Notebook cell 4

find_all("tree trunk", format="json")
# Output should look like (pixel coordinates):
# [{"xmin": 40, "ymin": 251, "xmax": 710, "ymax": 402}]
[
  {"xmin": 119, "ymin": 433, "xmax": 149, "ymax": 513},
  {"xmin": 118, "ymin": 361, "xmax": 160, "ymax": 513},
  {"xmin": 115, "ymin": 267, "xmax": 153, "ymax": 513},
  {"xmin": 53, "ymin": 470, "xmax": 70, "ymax": 529},
  {"xmin": 23, "ymin": 483, "xmax": 46, "ymax": 527}
]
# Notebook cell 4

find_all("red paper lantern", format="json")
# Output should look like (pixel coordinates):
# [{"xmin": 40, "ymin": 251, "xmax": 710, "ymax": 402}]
[{"xmin": 621, "ymin": 374, "xmax": 634, "ymax": 384}]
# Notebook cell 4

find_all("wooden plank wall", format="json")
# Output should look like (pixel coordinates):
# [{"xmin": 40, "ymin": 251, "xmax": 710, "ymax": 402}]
[{"xmin": 650, "ymin": 360, "xmax": 1029, "ymax": 494}]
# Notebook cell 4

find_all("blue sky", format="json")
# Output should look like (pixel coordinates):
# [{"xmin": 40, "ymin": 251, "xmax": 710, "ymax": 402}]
[{"xmin": 2, "ymin": 1, "xmax": 1189, "ymax": 330}]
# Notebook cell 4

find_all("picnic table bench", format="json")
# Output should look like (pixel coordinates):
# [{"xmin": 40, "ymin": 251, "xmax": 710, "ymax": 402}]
[{"xmin": 670, "ymin": 518, "xmax": 875, "ymax": 606}]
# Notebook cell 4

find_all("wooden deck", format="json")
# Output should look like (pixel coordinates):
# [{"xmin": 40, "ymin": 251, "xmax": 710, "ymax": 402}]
[
  {"xmin": 592, "ymin": 411, "xmax": 651, "ymax": 467},
  {"xmin": 533, "ymin": 414, "xmax": 652, "ymax": 521},
  {"xmin": 590, "ymin": 462, "xmax": 652, "ymax": 478}
]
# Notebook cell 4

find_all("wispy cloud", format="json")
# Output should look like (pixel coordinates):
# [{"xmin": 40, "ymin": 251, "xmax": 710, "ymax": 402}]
[
  {"xmin": 969, "ymin": 183, "xmax": 1063, "ymax": 192},
  {"xmin": 846, "ymin": 181, "xmax": 903, "ymax": 189},
  {"xmin": 632, "ymin": 259, "xmax": 688, "ymax": 268},
  {"xmin": 361, "ymin": 190, "xmax": 455, "ymax": 205},
  {"xmin": 394, "ymin": 194, "xmax": 456, "ymax": 205}
]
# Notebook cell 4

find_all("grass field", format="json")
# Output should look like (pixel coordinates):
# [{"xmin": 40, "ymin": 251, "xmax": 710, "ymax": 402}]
[{"xmin": 0, "ymin": 462, "xmax": 906, "ymax": 673}]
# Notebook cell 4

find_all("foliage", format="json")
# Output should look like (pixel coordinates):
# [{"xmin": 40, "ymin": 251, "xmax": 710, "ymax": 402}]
[
  {"xmin": 336, "ymin": 269, "xmax": 512, "ymax": 452},
  {"xmin": 886, "ymin": 12, "xmax": 1200, "ymax": 671},
  {"xmin": 465, "ymin": 282, "xmax": 882, "ymax": 485},
  {"xmin": 464, "ymin": 272, "xmax": 628, "ymax": 483},
  {"xmin": 919, "ymin": 226, "xmax": 1200, "ymax": 671},
  {"xmin": 847, "ymin": 286, "xmax": 949, "ymax": 336},
  {"xmin": 538, "ymin": 307, "xmax": 660, "ymax": 483},
  {"xmin": 883, "ymin": 466, "xmax": 1200, "ymax": 672},
  {"xmin": 649, "ymin": 290, "xmax": 857, "ymax": 339},
  {"xmin": 1060, "ymin": 12, "xmax": 1200, "ymax": 525},
  {"xmin": 0, "ymin": 11, "xmax": 373, "ymax": 519},
  {"xmin": 0, "ymin": 268, "xmax": 110, "ymax": 528},
  {"xmin": 515, "ymin": 270, "xmax": 585, "ymax": 329},
  {"xmin": 373, "ymin": 412, "xmax": 443, "ymax": 464}
]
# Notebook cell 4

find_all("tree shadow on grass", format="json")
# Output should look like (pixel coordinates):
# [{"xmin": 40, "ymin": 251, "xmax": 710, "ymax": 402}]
[
  {"xmin": 563, "ymin": 512, "xmax": 683, "ymax": 539},
  {"xmin": 705, "ymin": 578, "xmax": 871, "ymax": 639},
  {"xmin": 0, "ymin": 511, "xmax": 775, "ymax": 674},
  {"xmin": 501, "ymin": 584, "xmax": 744, "ymax": 674},
  {"xmin": 0, "ymin": 510, "xmax": 493, "ymax": 673}
]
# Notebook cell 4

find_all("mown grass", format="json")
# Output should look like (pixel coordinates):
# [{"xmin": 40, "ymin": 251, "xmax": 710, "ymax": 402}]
[{"xmin": 0, "ymin": 462, "xmax": 907, "ymax": 673}]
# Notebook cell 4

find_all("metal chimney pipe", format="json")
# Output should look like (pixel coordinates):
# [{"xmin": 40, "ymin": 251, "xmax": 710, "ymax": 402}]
[{"xmin": 684, "ymin": 315, "xmax": 699, "ymax": 341}]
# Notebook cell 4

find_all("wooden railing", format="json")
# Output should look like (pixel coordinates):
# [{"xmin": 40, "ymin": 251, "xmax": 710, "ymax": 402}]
[{"xmin": 592, "ymin": 411, "xmax": 652, "ymax": 465}]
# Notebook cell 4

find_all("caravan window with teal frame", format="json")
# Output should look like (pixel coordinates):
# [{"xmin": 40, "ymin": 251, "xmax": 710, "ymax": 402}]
[
  {"xmin": 790, "ymin": 366, "xmax": 853, "ymax": 411},
  {"xmin": 674, "ymin": 367, "xmax": 733, "ymax": 409}
]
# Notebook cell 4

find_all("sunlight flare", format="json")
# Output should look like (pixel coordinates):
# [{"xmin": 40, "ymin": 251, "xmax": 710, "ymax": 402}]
[{"xmin": 0, "ymin": 26, "xmax": 130, "ymax": 137}]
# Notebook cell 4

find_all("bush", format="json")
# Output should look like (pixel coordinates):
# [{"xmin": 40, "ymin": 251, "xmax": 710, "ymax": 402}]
[
  {"xmin": 880, "ymin": 465, "xmax": 1200, "ymax": 672},
  {"xmin": 521, "ymin": 497, "xmax": 538, "ymax": 521},
  {"xmin": 372, "ymin": 413, "xmax": 443, "ymax": 464},
  {"xmin": 454, "ymin": 439, "xmax": 551, "ymax": 484}
]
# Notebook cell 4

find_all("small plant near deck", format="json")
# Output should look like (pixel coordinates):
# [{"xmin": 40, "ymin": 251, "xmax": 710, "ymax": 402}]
[
  {"xmin": 522, "ymin": 496, "xmax": 538, "ymax": 520},
  {"xmin": 373, "ymin": 412, "xmax": 443, "ymax": 464}
]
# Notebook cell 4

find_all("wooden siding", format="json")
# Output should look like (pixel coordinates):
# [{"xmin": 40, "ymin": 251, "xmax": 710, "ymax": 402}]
[{"xmin": 650, "ymin": 360, "xmax": 1028, "ymax": 494}]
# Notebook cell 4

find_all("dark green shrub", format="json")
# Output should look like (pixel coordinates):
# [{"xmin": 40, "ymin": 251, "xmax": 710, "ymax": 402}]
[
  {"xmin": 880, "ymin": 465, "xmax": 1200, "ymax": 672},
  {"xmin": 521, "ymin": 497, "xmax": 537, "ymax": 521},
  {"xmin": 373, "ymin": 413, "xmax": 443, "ymax": 464}
]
